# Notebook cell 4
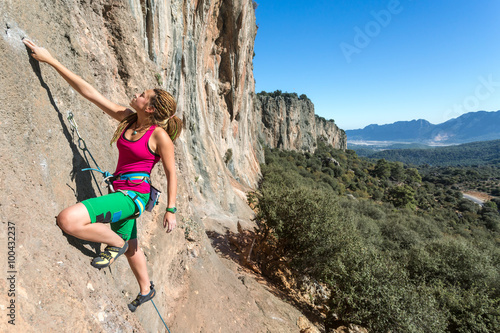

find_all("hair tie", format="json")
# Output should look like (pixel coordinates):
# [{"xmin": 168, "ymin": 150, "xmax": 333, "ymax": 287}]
[{"xmin": 168, "ymin": 114, "xmax": 175, "ymax": 120}]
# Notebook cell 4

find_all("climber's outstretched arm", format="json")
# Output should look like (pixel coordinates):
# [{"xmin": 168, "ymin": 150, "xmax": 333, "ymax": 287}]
[{"xmin": 23, "ymin": 39, "xmax": 132, "ymax": 122}]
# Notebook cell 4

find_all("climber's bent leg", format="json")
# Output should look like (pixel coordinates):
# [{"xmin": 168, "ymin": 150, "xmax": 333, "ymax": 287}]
[{"xmin": 57, "ymin": 202, "xmax": 125, "ymax": 247}]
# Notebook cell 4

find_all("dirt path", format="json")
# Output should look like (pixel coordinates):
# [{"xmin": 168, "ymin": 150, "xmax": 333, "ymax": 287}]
[{"xmin": 462, "ymin": 191, "xmax": 492, "ymax": 206}]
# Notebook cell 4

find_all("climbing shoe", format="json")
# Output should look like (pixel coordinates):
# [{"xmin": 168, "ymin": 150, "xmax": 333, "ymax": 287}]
[
  {"xmin": 91, "ymin": 242, "xmax": 129, "ymax": 269},
  {"xmin": 128, "ymin": 281, "xmax": 156, "ymax": 312}
]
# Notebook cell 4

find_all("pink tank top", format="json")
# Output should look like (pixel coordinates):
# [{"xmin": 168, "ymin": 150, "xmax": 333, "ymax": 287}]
[{"xmin": 113, "ymin": 124, "xmax": 161, "ymax": 193}]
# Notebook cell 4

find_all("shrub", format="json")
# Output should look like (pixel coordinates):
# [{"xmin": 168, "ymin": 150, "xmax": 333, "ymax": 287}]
[
  {"xmin": 328, "ymin": 252, "xmax": 447, "ymax": 333},
  {"xmin": 154, "ymin": 73, "xmax": 163, "ymax": 86},
  {"xmin": 407, "ymin": 238, "xmax": 497, "ymax": 290},
  {"xmin": 433, "ymin": 283, "xmax": 500, "ymax": 332},
  {"xmin": 253, "ymin": 144, "xmax": 500, "ymax": 333},
  {"xmin": 224, "ymin": 148, "xmax": 233, "ymax": 164}
]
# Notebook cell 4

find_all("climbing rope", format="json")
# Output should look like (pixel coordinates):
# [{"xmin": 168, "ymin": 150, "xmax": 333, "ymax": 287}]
[
  {"xmin": 67, "ymin": 111, "xmax": 109, "ymax": 195},
  {"xmin": 151, "ymin": 299, "xmax": 171, "ymax": 333}
]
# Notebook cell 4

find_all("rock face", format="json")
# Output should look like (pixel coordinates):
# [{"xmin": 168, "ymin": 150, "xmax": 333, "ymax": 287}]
[
  {"xmin": 0, "ymin": 0, "xmax": 342, "ymax": 332},
  {"xmin": 256, "ymin": 94, "xmax": 347, "ymax": 152}
]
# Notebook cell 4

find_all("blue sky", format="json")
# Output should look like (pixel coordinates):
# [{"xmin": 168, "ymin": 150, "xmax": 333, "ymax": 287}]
[{"xmin": 253, "ymin": 0, "xmax": 500, "ymax": 130}]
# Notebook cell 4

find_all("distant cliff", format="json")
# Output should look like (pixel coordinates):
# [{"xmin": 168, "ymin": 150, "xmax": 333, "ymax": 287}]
[
  {"xmin": 256, "ymin": 93, "xmax": 347, "ymax": 152},
  {"xmin": 346, "ymin": 110, "xmax": 500, "ymax": 144}
]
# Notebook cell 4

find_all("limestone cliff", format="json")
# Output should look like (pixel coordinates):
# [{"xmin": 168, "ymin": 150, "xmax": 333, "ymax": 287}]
[
  {"xmin": 256, "ymin": 94, "xmax": 347, "ymax": 152},
  {"xmin": 1, "ymin": 0, "xmax": 338, "ymax": 332}
]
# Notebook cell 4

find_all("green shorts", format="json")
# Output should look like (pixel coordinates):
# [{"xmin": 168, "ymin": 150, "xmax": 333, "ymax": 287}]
[{"xmin": 82, "ymin": 191, "xmax": 150, "ymax": 241}]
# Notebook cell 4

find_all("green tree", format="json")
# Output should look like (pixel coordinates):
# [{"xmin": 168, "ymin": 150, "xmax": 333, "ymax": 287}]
[
  {"xmin": 373, "ymin": 159, "xmax": 391, "ymax": 179},
  {"xmin": 390, "ymin": 161, "xmax": 406, "ymax": 182},
  {"xmin": 386, "ymin": 184, "xmax": 417, "ymax": 209},
  {"xmin": 405, "ymin": 167, "xmax": 422, "ymax": 184}
]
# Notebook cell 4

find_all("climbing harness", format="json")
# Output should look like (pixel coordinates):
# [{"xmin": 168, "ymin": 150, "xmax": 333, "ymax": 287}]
[
  {"xmin": 67, "ymin": 112, "xmax": 161, "ymax": 217},
  {"xmin": 151, "ymin": 299, "xmax": 172, "ymax": 333}
]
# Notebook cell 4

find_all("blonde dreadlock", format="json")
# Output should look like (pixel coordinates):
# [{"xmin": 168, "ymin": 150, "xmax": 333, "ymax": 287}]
[{"xmin": 110, "ymin": 89, "xmax": 182, "ymax": 145}]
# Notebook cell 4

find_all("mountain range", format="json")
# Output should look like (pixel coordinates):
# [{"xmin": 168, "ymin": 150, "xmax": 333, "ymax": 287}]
[{"xmin": 346, "ymin": 110, "xmax": 500, "ymax": 144}]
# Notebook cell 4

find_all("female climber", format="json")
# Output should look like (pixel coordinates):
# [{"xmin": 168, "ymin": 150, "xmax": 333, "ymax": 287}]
[{"xmin": 23, "ymin": 38, "xmax": 182, "ymax": 312}]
